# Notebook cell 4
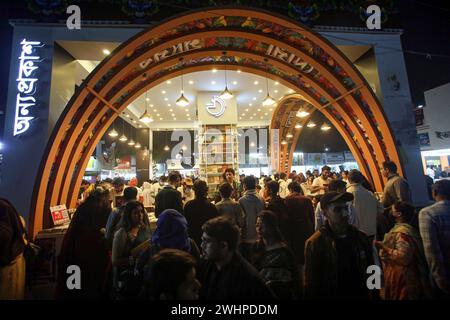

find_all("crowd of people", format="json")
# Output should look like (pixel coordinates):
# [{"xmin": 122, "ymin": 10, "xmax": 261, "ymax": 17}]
[{"xmin": 1, "ymin": 161, "xmax": 450, "ymax": 301}]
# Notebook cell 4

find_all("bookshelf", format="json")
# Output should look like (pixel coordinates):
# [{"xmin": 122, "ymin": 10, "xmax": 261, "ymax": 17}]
[{"xmin": 198, "ymin": 124, "xmax": 239, "ymax": 197}]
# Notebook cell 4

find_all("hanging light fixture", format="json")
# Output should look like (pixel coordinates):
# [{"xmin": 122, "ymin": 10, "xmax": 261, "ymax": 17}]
[
  {"xmin": 109, "ymin": 116, "xmax": 119, "ymax": 137},
  {"xmin": 286, "ymin": 132, "xmax": 293, "ymax": 139},
  {"xmin": 135, "ymin": 142, "xmax": 141, "ymax": 149},
  {"xmin": 119, "ymin": 117, "xmax": 127, "ymax": 142},
  {"xmin": 262, "ymin": 59, "xmax": 275, "ymax": 107},
  {"xmin": 295, "ymin": 123, "xmax": 302, "ymax": 129},
  {"xmin": 307, "ymin": 121, "xmax": 316, "ymax": 128},
  {"xmin": 139, "ymin": 90, "xmax": 154, "ymax": 123},
  {"xmin": 281, "ymin": 140, "xmax": 287, "ymax": 145},
  {"xmin": 321, "ymin": 122, "xmax": 331, "ymax": 131},
  {"xmin": 219, "ymin": 52, "xmax": 233, "ymax": 100},
  {"xmin": 176, "ymin": 60, "xmax": 189, "ymax": 107},
  {"xmin": 296, "ymin": 107, "xmax": 310, "ymax": 118},
  {"xmin": 164, "ymin": 145, "xmax": 170, "ymax": 151}
]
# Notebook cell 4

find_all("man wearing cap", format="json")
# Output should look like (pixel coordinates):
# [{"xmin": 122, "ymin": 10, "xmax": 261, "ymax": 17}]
[
  {"xmin": 304, "ymin": 191, "xmax": 374, "ymax": 300},
  {"xmin": 178, "ymin": 178, "xmax": 195, "ymax": 206}
]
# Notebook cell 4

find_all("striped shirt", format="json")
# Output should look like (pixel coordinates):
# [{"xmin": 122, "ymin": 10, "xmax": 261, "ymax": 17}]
[{"xmin": 419, "ymin": 200, "xmax": 450, "ymax": 293}]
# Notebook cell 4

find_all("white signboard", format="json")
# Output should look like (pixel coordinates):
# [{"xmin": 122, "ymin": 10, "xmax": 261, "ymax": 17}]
[
  {"xmin": 325, "ymin": 152, "xmax": 345, "ymax": 164},
  {"xmin": 14, "ymin": 39, "xmax": 43, "ymax": 136},
  {"xmin": 197, "ymin": 92, "xmax": 237, "ymax": 124}
]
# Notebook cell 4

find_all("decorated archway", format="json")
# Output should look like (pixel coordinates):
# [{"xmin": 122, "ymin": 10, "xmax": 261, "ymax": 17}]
[{"xmin": 30, "ymin": 8, "xmax": 403, "ymax": 236}]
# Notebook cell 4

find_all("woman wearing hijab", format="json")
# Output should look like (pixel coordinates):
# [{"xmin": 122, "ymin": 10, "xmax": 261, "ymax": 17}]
[
  {"xmin": 0, "ymin": 198, "xmax": 27, "ymax": 300},
  {"xmin": 135, "ymin": 209, "xmax": 200, "ymax": 297}
]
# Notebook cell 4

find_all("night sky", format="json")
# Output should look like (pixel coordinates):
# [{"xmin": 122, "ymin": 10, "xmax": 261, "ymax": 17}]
[{"xmin": 1, "ymin": 0, "xmax": 450, "ymax": 143}]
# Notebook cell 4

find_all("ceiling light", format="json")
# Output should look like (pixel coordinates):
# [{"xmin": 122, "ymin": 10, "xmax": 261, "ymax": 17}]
[
  {"xmin": 237, "ymin": 69, "xmax": 241, "ymax": 73},
  {"xmin": 258, "ymin": 89, "xmax": 263, "ymax": 93},
  {"xmin": 250, "ymin": 117, "xmax": 253, "ymax": 119},
  {"xmin": 275, "ymin": 81, "xmax": 279, "ymax": 85},
  {"xmin": 188, "ymin": 80, "xmax": 194, "ymax": 85},
  {"xmin": 295, "ymin": 123, "xmax": 302, "ymax": 129},
  {"xmin": 140, "ymin": 91, "xmax": 154, "ymax": 123},
  {"xmin": 164, "ymin": 145, "xmax": 170, "ymax": 151},
  {"xmin": 249, "ymin": 103, "xmax": 252, "ymax": 106},
  {"xmin": 135, "ymin": 142, "xmax": 141, "ymax": 149},
  {"xmin": 157, "ymin": 114, "xmax": 160, "ymax": 117},
  {"xmin": 171, "ymin": 113, "xmax": 175, "ymax": 117},
  {"xmin": 108, "ymin": 128, "xmax": 119, "ymax": 137},
  {"xmin": 264, "ymin": 113, "xmax": 268, "ymax": 116},
  {"xmin": 281, "ymin": 140, "xmax": 287, "ymax": 145},
  {"xmin": 253, "ymin": 81, "xmax": 259, "ymax": 85},
  {"xmin": 125, "ymin": 114, "xmax": 130, "ymax": 118},
  {"xmin": 252, "ymin": 97, "xmax": 257, "ymax": 101},
  {"xmin": 132, "ymin": 120, "xmax": 137, "ymax": 124},
  {"xmin": 164, "ymin": 98, "xmax": 168, "ymax": 101},
  {"xmin": 166, "ymin": 80, "xmax": 172, "ymax": 84},
  {"xmin": 321, "ymin": 123, "xmax": 332, "ymax": 131},
  {"xmin": 128, "ymin": 139, "xmax": 135, "ymax": 146},
  {"xmin": 232, "ymin": 81, "xmax": 237, "ymax": 85},
  {"xmin": 257, "ymin": 108, "xmax": 261, "ymax": 112},
  {"xmin": 176, "ymin": 74, "xmax": 190, "ymax": 107},
  {"xmin": 307, "ymin": 121, "xmax": 316, "ymax": 128},
  {"xmin": 103, "ymin": 49, "xmax": 110, "ymax": 55},
  {"xmin": 250, "ymin": 142, "xmax": 256, "ymax": 147},
  {"xmin": 286, "ymin": 133, "xmax": 293, "ymax": 139},
  {"xmin": 150, "ymin": 104, "xmax": 154, "ymax": 107},
  {"xmin": 145, "ymin": 97, "xmax": 150, "ymax": 101},
  {"xmin": 211, "ymin": 81, "xmax": 216, "ymax": 85},
  {"xmin": 288, "ymin": 89, "xmax": 295, "ymax": 94},
  {"xmin": 245, "ymin": 108, "xmax": 249, "ymax": 112},
  {"xmin": 262, "ymin": 61, "xmax": 275, "ymax": 107},
  {"xmin": 119, "ymin": 134, "xmax": 127, "ymax": 142},
  {"xmin": 219, "ymin": 86, "xmax": 233, "ymax": 100},
  {"xmin": 160, "ymin": 117, "xmax": 163, "ymax": 120},
  {"xmin": 296, "ymin": 108, "xmax": 310, "ymax": 118},
  {"xmin": 274, "ymin": 90, "xmax": 278, "ymax": 93},
  {"xmin": 173, "ymin": 118, "xmax": 176, "ymax": 120},
  {"xmin": 169, "ymin": 109, "xmax": 173, "ymax": 112},
  {"xmin": 269, "ymin": 108, "xmax": 273, "ymax": 111},
  {"xmin": 242, "ymin": 113, "xmax": 246, "ymax": 116},
  {"xmin": 162, "ymin": 90, "xmax": 166, "ymax": 94},
  {"xmin": 212, "ymin": 68, "xmax": 217, "ymax": 73},
  {"xmin": 262, "ymin": 94, "xmax": 276, "ymax": 106}
]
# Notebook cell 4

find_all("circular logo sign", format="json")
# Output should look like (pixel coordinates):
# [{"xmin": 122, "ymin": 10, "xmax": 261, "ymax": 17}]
[{"xmin": 206, "ymin": 96, "xmax": 227, "ymax": 117}]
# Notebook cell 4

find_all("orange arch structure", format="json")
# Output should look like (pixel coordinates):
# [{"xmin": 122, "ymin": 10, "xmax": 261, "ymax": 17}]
[{"xmin": 30, "ymin": 8, "xmax": 403, "ymax": 236}]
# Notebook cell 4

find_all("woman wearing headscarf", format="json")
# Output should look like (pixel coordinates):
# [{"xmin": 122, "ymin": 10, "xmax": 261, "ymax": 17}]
[
  {"xmin": 0, "ymin": 198, "xmax": 27, "ymax": 300},
  {"xmin": 135, "ymin": 209, "xmax": 200, "ymax": 297},
  {"xmin": 56, "ymin": 187, "xmax": 112, "ymax": 300},
  {"xmin": 375, "ymin": 201, "xmax": 433, "ymax": 300}
]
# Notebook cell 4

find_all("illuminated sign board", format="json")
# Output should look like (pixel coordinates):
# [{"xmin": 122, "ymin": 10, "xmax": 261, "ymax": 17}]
[
  {"xmin": 206, "ymin": 96, "xmax": 227, "ymax": 118},
  {"xmin": 14, "ymin": 39, "xmax": 43, "ymax": 136}
]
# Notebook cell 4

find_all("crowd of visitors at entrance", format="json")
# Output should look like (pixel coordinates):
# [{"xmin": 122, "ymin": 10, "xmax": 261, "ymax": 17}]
[{"xmin": 1, "ymin": 161, "xmax": 450, "ymax": 301}]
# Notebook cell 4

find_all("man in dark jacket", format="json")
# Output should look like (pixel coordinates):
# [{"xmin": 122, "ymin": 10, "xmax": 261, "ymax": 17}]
[
  {"xmin": 198, "ymin": 217, "xmax": 274, "ymax": 300},
  {"xmin": 238, "ymin": 175, "xmax": 265, "ymax": 243},
  {"xmin": 304, "ymin": 191, "xmax": 374, "ymax": 300},
  {"xmin": 155, "ymin": 171, "xmax": 183, "ymax": 218},
  {"xmin": 266, "ymin": 180, "xmax": 290, "ymax": 241}
]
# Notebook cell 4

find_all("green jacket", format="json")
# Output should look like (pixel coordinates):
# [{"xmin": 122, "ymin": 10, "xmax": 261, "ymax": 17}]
[{"xmin": 304, "ymin": 223, "xmax": 374, "ymax": 299}]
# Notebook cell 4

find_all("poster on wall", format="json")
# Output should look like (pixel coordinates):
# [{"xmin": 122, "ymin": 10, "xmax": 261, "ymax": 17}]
[
  {"xmin": 325, "ymin": 152, "xmax": 345, "ymax": 164},
  {"xmin": 270, "ymin": 129, "xmax": 279, "ymax": 172},
  {"xmin": 307, "ymin": 153, "xmax": 323, "ymax": 165},
  {"xmin": 50, "ymin": 204, "xmax": 70, "ymax": 226},
  {"xmin": 418, "ymin": 133, "xmax": 430, "ymax": 147},
  {"xmin": 344, "ymin": 151, "xmax": 356, "ymax": 162}
]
